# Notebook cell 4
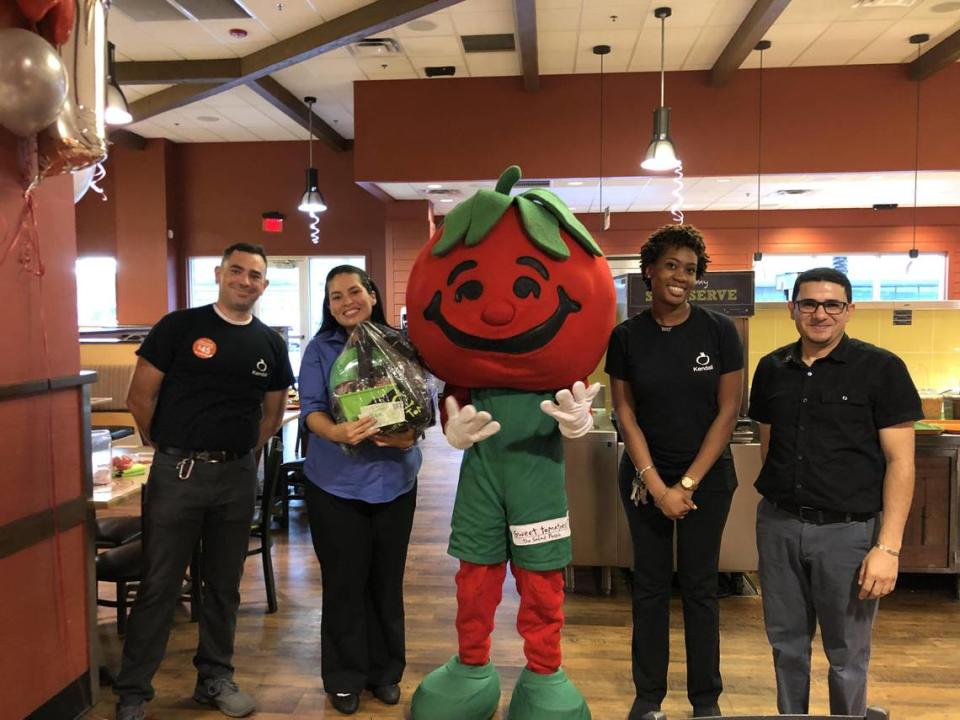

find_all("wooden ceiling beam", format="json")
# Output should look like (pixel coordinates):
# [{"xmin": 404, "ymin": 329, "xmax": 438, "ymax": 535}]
[
  {"xmin": 122, "ymin": 0, "xmax": 464, "ymax": 149},
  {"xmin": 248, "ymin": 77, "xmax": 352, "ymax": 152},
  {"xmin": 240, "ymin": 0, "xmax": 464, "ymax": 79},
  {"xmin": 116, "ymin": 59, "xmax": 241, "ymax": 85},
  {"xmin": 128, "ymin": 83, "xmax": 225, "ymax": 123},
  {"xmin": 108, "ymin": 128, "xmax": 147, "ymax": 150},
  {"xmin": 513, "ymin": 0, "xmax": 539, "ymax": 92},
  {"xmin": 908, "ymin": 27, "xmax": 960, "ymax": 81},
  {"xmin": 710, "ymin": 0, "xmax": 791, "ymax": 87}
]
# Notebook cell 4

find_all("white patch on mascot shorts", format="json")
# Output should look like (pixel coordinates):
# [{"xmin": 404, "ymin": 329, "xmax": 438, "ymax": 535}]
[{"xmin": 509, "ymin": 514, "xmax": 571, "ymax": 546}]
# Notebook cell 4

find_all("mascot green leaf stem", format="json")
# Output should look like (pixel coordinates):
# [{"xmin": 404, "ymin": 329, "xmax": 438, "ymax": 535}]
[{"xmin": 406, "ymin": 166, "xmax": 616, "ymax": 720}]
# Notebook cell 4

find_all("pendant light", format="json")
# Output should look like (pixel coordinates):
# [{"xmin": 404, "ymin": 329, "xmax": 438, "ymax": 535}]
[
  {"xmin": 298, "ymin": 96, "xmax": 328, "ymax": 214},
  {"xmin": 753, "ymin": 40, "xmax": 770, "ymax": 263},
  {"xmin": 641, "ymin": 7, "xmax": 681, "ymax": 172},
  {"xmin": 105, "ymin": 41, "xmax": 132, "ymax": 126},
  {"xmin": 594, "ymin": 44, "xmax": 611, "ymax": 230},
  {"xmin": 908, "ymin": 33, "xmax": 928, "ymax": 259}
]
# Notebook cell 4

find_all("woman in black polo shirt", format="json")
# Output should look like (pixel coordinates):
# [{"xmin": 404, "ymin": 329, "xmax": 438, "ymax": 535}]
[{"xmin": 605, "ymin": 224, "xmax": 743, "ymax": 719}]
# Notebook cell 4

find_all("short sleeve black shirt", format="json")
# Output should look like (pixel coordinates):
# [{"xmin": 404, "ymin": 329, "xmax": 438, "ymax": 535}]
[
  {"xmin": 748, "ymin": 334, "xmax": 921, "ymax": 513},
  {"xmin": 605, "ymin": 305, "xmax": 744, "ymax": 484},
  {"xmin": 138, "ymin": 305, "xmax": 294, "ymax": 453}
]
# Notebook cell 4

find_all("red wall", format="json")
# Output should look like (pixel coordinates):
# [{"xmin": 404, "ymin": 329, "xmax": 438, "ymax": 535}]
[
  {"xmin": 354, "ymin": 64, "xmax": 960, "ymax": 182},
  {"xmin": 0, "ymin": 124, "xmax": 89, "ymax": 715}
]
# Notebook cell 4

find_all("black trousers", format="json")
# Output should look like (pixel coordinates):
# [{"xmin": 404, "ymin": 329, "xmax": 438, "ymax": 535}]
[
  {"xmin": 618, "ymin": 458, "xmax": 734, "ymax": 713},
  {"xmin": 305, "ymin": 481, "xmax": 417, "ymax": 694},
  {"xmin": 114, "ymin": 451, "xmax": 257, "ymax": 703}
]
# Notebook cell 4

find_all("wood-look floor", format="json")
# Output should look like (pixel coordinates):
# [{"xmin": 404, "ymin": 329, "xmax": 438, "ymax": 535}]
[{"xmin": 88, "ymin": 427, "xmax": 960, "ymax": 719}]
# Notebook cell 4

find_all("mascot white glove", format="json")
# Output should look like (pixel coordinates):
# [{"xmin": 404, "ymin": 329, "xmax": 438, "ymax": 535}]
[
  {"xmin": 540, "ymin": 381, "xmax": 600, "ymax": 439},
  {"xmin": 444, "ymin": 395, "xmax": 502, "ymax": 450}
]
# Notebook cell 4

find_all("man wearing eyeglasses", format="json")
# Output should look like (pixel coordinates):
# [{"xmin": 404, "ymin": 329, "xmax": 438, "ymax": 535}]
[{"xmin": 748, "ymin": 267, "xmax": 921, "ymax": 716}]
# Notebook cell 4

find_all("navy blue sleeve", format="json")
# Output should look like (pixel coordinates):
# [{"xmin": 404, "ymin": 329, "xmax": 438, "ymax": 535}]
[{"xmin": 299, "ymin": 337, "xmax": 332, "ymax": 416}]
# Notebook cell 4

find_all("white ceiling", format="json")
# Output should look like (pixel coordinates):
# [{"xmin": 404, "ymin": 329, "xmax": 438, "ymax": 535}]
[
  {"xmin": 115, "ymin": 0, "xmax": 960, "ymax": 143},
  {"xmin": 109, "ymin": 0, "xmax": 960, "ymax": 211},
  {"xmin": 379, "ymin": 170, "xmax": 960, "ymax": 214}
]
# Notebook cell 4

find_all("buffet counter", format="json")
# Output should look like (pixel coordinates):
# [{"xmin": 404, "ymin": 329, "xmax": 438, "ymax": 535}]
[{"xmin": 563, "ymin": 426, "xmax": 960, "ymax": 598}]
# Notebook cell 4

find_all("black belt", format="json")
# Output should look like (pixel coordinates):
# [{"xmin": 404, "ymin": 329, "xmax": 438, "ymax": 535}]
[
  {"xmin": 157, "ymin": 446, "xmax": 247, "ymax": 463},
  {"xmin": 775, "ymin": 502, "xmax": 875, "ymax": 525}
]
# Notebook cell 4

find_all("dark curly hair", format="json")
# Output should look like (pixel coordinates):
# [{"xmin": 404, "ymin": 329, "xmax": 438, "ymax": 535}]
[{"xmin": 639, "ymin": 224, "xmax": 711, "ymax": 289}]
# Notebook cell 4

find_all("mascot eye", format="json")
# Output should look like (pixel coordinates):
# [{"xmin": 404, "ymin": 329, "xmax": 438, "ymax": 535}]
[
  {"xmin": 454, "ymin": 280, "xmax": 483, "ymax": 302},
  {"xmin": 513, "ymin": 276, "xmax": 541, "ymax": 299}
]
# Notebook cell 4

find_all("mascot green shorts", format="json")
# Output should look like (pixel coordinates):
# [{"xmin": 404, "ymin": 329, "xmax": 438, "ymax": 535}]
[{"xmin": 448, "ymin": 388, "xmax": 572, "ymax": 571}]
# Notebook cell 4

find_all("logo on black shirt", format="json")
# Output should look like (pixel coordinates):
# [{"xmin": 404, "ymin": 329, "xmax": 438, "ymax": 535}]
[
  {"xmin": 692, "ymin": 351, "xmax": 714, "ymax": 372},
  {"xmin": 252, "ymin": 358, "xmax": 269, "ymax": 378}
]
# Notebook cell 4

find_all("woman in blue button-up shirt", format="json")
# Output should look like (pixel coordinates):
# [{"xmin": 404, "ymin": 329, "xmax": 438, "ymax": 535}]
[{"xmin": 298, "ymin": 265, "xmax": 422, "ymax": 716}]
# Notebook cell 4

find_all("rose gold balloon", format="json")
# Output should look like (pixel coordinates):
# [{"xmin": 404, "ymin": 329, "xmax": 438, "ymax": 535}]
[{"xmin": 37, "ymin": 97, "xmax": 106, "ymax": 179}]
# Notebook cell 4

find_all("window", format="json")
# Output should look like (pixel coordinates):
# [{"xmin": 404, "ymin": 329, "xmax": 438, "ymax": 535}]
[
  {"xmin": 187, "ymin": 257, "xmax": 221, "ymax": 308},
  {"xmin": 753, "ymin": 253, "xmax": 946, "ymax": 302},
  {"xmin": 76, "ymin": 257, "xmax": 117, "ymax": 326}
]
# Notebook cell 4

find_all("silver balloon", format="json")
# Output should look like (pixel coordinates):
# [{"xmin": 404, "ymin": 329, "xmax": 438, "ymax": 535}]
[{"xmin": 0, "ymin": 28, "xmax": 68, "ymax": 137}]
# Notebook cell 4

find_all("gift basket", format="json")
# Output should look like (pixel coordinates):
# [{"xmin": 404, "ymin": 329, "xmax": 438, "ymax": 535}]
[{"xmin": 329, "ymin": 321, "xmax": 434, "ymax": 442}]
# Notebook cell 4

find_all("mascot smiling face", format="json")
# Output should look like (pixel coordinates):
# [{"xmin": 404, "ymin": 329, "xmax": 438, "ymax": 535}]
[{"xmin": 407, "ymin": 166, "xmax": 616, "ymax": 390}]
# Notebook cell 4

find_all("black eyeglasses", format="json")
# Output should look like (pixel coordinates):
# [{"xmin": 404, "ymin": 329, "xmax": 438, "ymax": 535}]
[{"xmin": 794, "ymin": 299, "xmax": 849, "ymax": 315}]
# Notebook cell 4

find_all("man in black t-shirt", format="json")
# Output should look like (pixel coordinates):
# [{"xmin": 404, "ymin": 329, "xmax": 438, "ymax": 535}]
[
  {"xmin": 114, "ymin": 243, "xmax": 294, "ymax": 720},
  {"xmin": 748, "ymin": 267, "xmax": 921, "ymax": 716}
]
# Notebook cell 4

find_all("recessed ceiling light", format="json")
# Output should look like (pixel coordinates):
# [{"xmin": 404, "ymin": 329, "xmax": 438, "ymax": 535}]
[
  {"xmin": 439, "ymin": 198, "xmax": 454, "ymax": 203},
  {"xmin": 407, "ymin": 19, "xmax": 437, "ymax": 31},
  {"xmin": 567, "ymin": 181, "xmax": 584, "ymax": 186},
  {"xmin": 197, "ymin": 115, "xmax": 220, "ymax": 122},
  {"xmin": 427, "ymin": 183, "xmax": 443, "ymax": 189},
  {"xmin": 715, "ymin": 177, "xmax": 731, "ymax": 183}
]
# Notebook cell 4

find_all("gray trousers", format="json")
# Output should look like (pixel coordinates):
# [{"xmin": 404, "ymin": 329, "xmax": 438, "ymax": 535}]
[
  {"xmin": 114, "ymin": 450, "xmax": 257, "ymax": 704},
  {"xmin": 756, "ymin": 498, "xmax": 878, "ymax": 715}
]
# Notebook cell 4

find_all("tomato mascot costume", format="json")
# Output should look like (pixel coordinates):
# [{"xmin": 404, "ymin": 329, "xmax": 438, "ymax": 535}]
[{"xmin": 406, "ymin": 166, "xmax": 616, "ymax": 720}]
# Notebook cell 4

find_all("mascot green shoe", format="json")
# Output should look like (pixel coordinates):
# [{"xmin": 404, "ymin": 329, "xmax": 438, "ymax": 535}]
[
  {"xmin": 411, "ymin": 655, "xmax": 501, "ymax": 720},
  {"xmin": 508, "ymin": 667, "xmax": 591, "ymax": 720}
]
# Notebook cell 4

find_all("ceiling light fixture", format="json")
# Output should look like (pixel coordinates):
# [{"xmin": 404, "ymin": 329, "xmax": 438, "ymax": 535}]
[
  {"xmin": 641, "ymin": 7, "xmax": 681, "ymax": 172},
  {"xmin": 908, "ymin": 33, "xmax": 928, "ymax": 259},
  {"xmin": 298, "ymin": 96, "xmax": 327, "ymax": 214},
  {"xmin": 753, "ymin": 40, "xmax": 770, "ymax": 263},
  {"xmin": 594, "ymin": 44, "xmax": 611, "ymax": 229},
  {"xmin": 105, "ymin": 41, "xmax": 132, "ymax": 126}
]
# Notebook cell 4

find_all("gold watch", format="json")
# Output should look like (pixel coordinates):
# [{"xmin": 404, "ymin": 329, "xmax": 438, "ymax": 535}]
[{"xmin": 680, "ymin": 475, "xmax": 698, "ymax": 491}]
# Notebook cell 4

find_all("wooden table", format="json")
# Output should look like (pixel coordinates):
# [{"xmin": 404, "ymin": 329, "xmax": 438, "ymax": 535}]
[
  {"xmin": 92, "ymin": 472, "xmax": 147, "ymax": 508},
  {"xmin": 92, "ymin": 447, "xmax": 154, "ymax": 509}
]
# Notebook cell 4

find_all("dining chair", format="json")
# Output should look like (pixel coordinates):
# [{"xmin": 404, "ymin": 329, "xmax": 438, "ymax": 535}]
[
  {"xmin": 248, "ymin": 436, "xmax": 283, "ymax": 613},
  {"xmin": 278, "ymin": 424, "xmax": 308, "ymax": 528}
]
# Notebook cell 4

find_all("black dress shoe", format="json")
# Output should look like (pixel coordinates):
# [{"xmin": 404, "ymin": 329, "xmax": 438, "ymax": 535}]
[
  {"xmin": 628, "ymin": 697, "xmax": 663, "ymax": 720},
  {"xmin": 693, "ymin": 703, "xmax": 722, "ymax": 718},
  {"xmin": 372, "ymin": 683, "xmax": 401, "ymax": 705},
  {"xmin": 330, "ymin": 692, "xmax": 360, "ymax": 715}
]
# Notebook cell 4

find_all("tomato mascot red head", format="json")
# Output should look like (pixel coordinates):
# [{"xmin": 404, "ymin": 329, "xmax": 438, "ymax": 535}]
[{"xmin": 406, "ymin": 166, "xmax": 616, "ymax": 390}]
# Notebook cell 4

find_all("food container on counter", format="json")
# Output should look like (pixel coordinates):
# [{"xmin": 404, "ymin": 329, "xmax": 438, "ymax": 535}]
[{"xmin": 91, "ymin": 429, "xmax": 113, "ymax": 485}]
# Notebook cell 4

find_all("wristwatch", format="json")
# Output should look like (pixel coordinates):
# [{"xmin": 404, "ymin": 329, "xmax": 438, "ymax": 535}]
[{"xmin": 680, "ymin": 475, "xmax": 698, "ymax": 491}]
